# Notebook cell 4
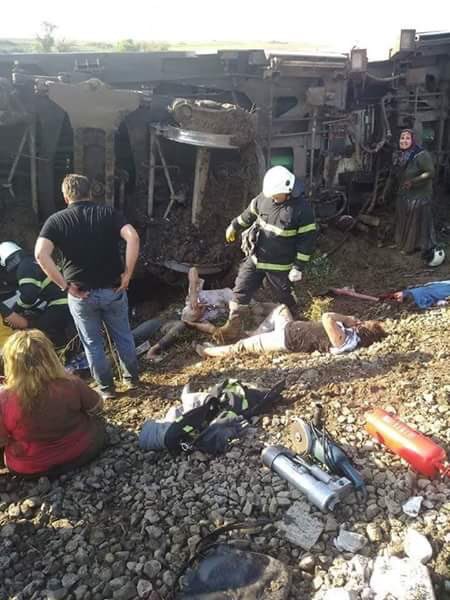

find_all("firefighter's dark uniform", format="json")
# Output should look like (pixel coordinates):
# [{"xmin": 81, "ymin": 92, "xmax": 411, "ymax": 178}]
[
  {"xmin": 231, "ymin": 180, "xmax": 317, "ymax": 312},
  {"xmin": 0, "ymin": 256, "xmax": 72, "ymax": 346}
]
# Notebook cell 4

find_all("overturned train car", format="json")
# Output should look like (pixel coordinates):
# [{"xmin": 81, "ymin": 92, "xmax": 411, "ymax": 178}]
[{"xmin": 0, "ymin": 29, "xmax": 449, "ymax": 274}]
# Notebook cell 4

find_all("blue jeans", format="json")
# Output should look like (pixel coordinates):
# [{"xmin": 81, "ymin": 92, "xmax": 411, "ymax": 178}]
[{"xmin": 68, "ymin": 288, "xmax": 138, "ymax": 390}]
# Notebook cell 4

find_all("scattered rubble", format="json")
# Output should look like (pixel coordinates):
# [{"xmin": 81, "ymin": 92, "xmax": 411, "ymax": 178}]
[
  {"xmin": 404, "ymin": 528, "xmax": 433, "ymax": 564},
  {"xmin": 1, "ymin": 242, "xmax": 450, "ymax": 599},
  {"xmin": 334, "ymin": 528, "xmax": 367, "ymax": 553},
  {"xmin": 278, "ymin": 501, "xmax": 324, "ymax": 551},
  {"xmin": 403, "ymin": 495, "xmax": 424, "ymax": 518},
  {"xmin": 370, "ymin": 556, "xmax": 436, "ymax": 600}
]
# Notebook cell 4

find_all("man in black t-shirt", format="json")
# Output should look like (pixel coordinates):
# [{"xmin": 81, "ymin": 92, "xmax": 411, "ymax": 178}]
[{"xmin": 35, "ymin": 174, "xmax": 140, "ymax": 399}]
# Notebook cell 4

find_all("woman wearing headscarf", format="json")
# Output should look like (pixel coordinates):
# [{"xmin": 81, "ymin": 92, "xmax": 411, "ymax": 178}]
[
  {"xmin": 0, "ymin": 329, "xmax": 106, "ymax": 477},
  {"xmin": 393, "ymin": 129, "xmax": 436, "ymax": 258}
]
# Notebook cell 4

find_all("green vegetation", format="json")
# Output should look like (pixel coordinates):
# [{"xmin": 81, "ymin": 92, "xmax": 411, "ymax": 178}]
[
  {"xmin": 115, "ymin": 39, "xmax": 170, "ymax": 52},
  {"xmin": 35, "ymin": 21, "xmax": 57, "ymax": 52},
  {"xmin": 0, "ymin": 35, "xmax": 326, "ymax": 55},
  {"xmin": 304, "ymin": 255, "xmax": 333, "ymax": 281},
  {"xmin": 304, "ymin": 295, "xmax": 333, "ymax": 321}
]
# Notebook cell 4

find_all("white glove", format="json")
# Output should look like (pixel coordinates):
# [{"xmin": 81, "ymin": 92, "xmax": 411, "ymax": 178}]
[
  {"xmin": 288, "ymin": 267, "xmax": 303, "ymax": 283},
  {"xmin": 225, "ymin": 224, "xmax": 236, "ymax": 243}
]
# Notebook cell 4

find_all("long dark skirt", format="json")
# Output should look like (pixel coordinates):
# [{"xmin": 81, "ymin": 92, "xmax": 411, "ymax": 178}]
[{"xmin": 395, "ymin": 195, "xmax": 436, "ymax": 253}]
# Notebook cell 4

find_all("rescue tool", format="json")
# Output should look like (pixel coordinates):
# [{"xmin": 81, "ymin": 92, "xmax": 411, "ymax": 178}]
[
  {"xmin": 261, "ymin": 404, "xmax": 366, "ymax": 512},
  {"xmin": 289, "ymin": 406, "xmax": 366, "ymax": 495},
  {"xmin": 262, "ymin": 445, "xmax": 354, "ymax": 512}
]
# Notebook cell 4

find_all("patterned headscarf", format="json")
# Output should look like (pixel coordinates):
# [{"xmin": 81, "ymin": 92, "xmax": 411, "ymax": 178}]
[{"xmin": 398, "ymin": 129, "xmax": 423, "ymax": 165}]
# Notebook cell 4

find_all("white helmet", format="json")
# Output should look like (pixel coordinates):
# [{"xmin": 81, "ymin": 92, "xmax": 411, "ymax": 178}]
[
  {"xmin": 427, "ymin": 248, "xmax": 445, "ymax": 267},
  {"xmin": 0, "ymin": 241, "xmax": 23, "ymax": 271},
  {"xmin": 262, "ymin": 166, "xmax": 295, "ymax": 198}
]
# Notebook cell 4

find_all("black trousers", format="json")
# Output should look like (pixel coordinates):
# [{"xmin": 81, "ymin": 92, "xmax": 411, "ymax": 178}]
[
  {"xmin": 31, "ymin": 305, "xmax": 74, "ymax": 347},
  {"xmin": 232, "ymin": 258, "xmax": 298, "ymax": 312}
]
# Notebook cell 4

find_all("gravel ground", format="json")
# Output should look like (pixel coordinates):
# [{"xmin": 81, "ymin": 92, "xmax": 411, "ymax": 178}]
[{"xmin": 1, "ymin": 241, "xmax": 450, "ymax": 600}]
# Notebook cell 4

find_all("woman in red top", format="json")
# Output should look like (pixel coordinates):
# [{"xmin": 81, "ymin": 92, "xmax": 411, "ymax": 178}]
[{"xmin": 0, "ymin": 329, "xmax": 106, "ymax": 477}]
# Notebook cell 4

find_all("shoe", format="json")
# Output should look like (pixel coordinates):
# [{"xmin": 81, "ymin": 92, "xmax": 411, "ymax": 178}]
[
  {"xmin": 193, "ymin": 343, "xmax": 207, "ymax": 358},
  {"xmin": 122, "ymin": 379, "xmax": 139, "ymax": 392},
  {"xmin": 99, "ymin": 387, "xmax": 117, "ymax": 400},
  {"xmin": 214, "ymin": 305, "xmax": 250, "ymax": 343}
]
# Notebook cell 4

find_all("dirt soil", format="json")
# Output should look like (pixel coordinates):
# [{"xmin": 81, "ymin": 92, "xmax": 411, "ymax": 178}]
[
  {"xmin": 0, "ymin": 198, "xmax": 40, "ymax": 252},
  {"xmin": 1, "ymin": 207, "xmax": 450, "ymax": 599},
  {"xmin": 141, "ymin": 152, "xmax": 256, "ymax": 270},
  {"xmin": 172, "ymin": 101, "xmax": 256, "ymax": 147}
]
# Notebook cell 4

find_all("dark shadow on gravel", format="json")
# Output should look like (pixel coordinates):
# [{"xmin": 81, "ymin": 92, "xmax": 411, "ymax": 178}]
[{"xmin": 173, "ymin": 349, "xmax": 433, "ymax": 390}]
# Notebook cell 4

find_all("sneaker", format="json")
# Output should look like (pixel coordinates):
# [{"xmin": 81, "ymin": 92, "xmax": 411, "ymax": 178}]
[{"xmin": 99, "ymin": 387, "xmax": 117, "ymax": 400}]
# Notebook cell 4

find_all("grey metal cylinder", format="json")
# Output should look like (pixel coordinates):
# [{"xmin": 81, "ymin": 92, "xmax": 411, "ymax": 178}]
[{"xmin": 261, "ymin": 446, "xmax": 338, "ymax": 512}]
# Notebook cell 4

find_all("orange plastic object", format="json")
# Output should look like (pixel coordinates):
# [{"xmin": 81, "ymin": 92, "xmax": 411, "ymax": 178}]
[{"xmin": 365, "ymin": 408, "xmax": 448, "ymax": 478}]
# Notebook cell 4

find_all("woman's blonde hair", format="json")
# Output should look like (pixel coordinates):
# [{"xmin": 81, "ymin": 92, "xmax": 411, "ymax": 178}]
[{"xmin": 3, "ymin": 329, "xmax": 68, "ymax": 413}]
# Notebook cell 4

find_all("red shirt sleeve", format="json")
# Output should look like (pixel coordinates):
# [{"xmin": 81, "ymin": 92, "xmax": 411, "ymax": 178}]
[{"xmin": 0, "ymin": 390, "xmax": 11, "ymax": 447}]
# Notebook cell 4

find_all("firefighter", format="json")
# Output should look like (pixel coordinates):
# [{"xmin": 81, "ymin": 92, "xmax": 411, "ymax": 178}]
[
  {"xmin": 0, "ymin": 241, "xmax": 72, "ymax": 347},
  {"xmin": 222, "ymin": 166, "xmax": 317, "ymax": 336}
]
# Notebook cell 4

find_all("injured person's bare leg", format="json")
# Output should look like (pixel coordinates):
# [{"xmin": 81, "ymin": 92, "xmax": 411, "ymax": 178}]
[{"xmin": 182, "ymin": 267, "xmax": 206, "ymax": 322}]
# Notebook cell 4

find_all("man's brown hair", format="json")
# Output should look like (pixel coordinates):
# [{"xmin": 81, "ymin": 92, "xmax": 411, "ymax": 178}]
[{"xmin": 61, "ymin": 174, "xmax": 90, "ymax": 202}]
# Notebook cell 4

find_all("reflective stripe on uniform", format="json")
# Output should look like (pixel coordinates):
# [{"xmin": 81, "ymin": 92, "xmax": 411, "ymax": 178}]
[
  {"xmin": 16, "ymin": 298, "xmax": 37, "ymax": 309},
  {"xmin": 296, "ymin": 252, "xmax": 311, "ymax": 262},
  {"xmin": 297, "ymin": 223, "xmax": 317, "ymax": 234},
  {"xmin": 18, "ymin": 276, "xmax": 52, "ymax": 289},
  {"xmin": 183, "ymin": 425, "xmax": 194, "ymax": 433},
  {"xmin": 257, "ymin": 217, "xmax": 297, "ymax": 237},
  {"xmin": 237, "ymin": 215, "xmax": 250, "ymax": 227},
  {"xmin": 255, "ymin": 261, "xmax": 292, "ymax": 271},
  {"xmin": 48, "ymin": 298, "xmax": 69, "ymax": 307},
  {"xmin": 18, "ymin": 277, "xmax": 42, "ymax": 287},
  {"xmin": 223, "ymin": 411, "xmax": 238, "ymax": 419}
]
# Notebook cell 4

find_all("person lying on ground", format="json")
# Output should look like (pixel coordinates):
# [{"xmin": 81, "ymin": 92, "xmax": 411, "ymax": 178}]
[
  {"xmin": 146, "ymin": 267, "xmax": 234, "ymax": 361},
  {"xmin": 0, "ymin": 329, "xmax": 106, "ymax": 478},
  {"xmin": 145, "ymin": 267, "xmax": 276, "ymax": 361},
  {"xmin": 65, "ymin": 318, "xmax": 190, "ymax": 372},
  {"xmin": 195, "ymin": 304, "xmax": 386, "ymax": 359},
  {"xmin": 384, "ymin": 280, "xmax": 450, "ymax": 309},
  {"xmin": 136, "ymin": 318, "xmax": 187, "ymax": 361}
]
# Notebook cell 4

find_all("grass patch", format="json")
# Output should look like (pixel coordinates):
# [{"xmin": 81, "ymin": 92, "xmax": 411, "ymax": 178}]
[{"xmin": 304, "ymin": 295, "xmax": 333, "ymax": 321}]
